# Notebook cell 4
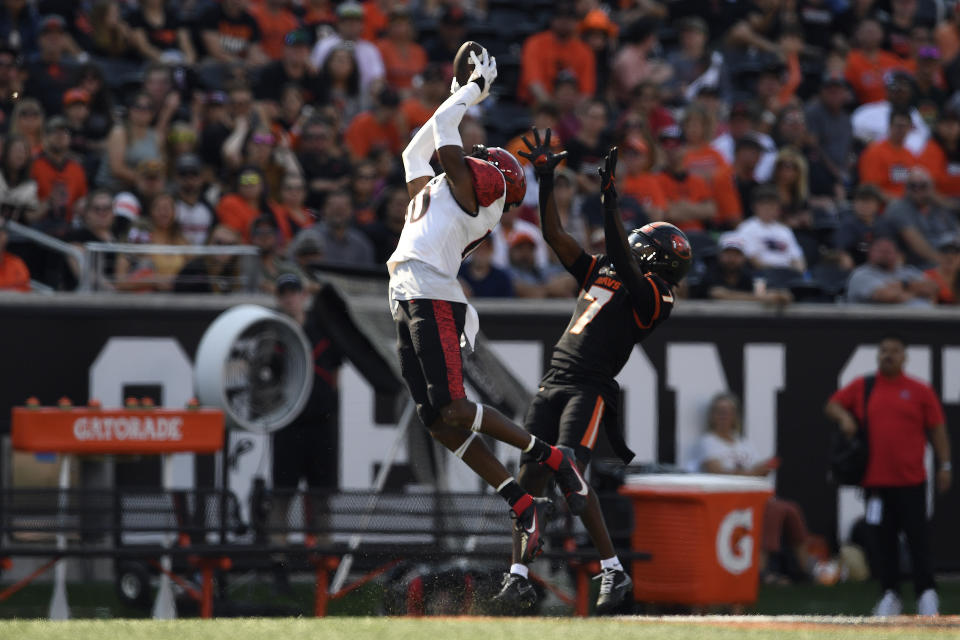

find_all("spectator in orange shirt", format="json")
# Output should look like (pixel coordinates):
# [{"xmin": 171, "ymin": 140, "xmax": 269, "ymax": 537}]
[
  {"xmin": 859, "ymin": 107, "xmax": 919, "ymax": 198},
  {"xmin": 505, "ymin": 103, "xmax": 564, "ymax": 173},
  {"xmin": 376, "ymin": 7, "xmax": 427, "ymax": 93},
  {"xmin": 682, "ymin": 104, "xmax": 729, "ymax": 184},
  {"xmin": 518, "ymin": 2, "xmax": 596, "ymax": 104},
  {"xmin": 217, "ymin": 168, "xmax": 273, "ymax": 241},
  {"xmin": 654, "ymin": 126, "xmax": 718, "ymax": 232},
  {"xmin": 31, "ymin": 116, "xmax": 88, "ymax": 236},
  {"xmin": 399, "ymin": 64, "xmax": 446, "ymax": 135},
  {"xmin": 0, "ymin": 217, "xmax": 30, "ymax": 292},
  {"xmin": 620, "ymin": 134, "xmax": 666, "ymax": 220},
  {"xmin": 924, "ymin": 235, "xmax": 960, "ymax": 304},
  {"xmin": 917, "ymin": 109, "xmax": 960, "ymax": 198},
  {"xmin": 344, "ymin": 87, "xmax": 402, "ymax": 162},
  {"xmin": 845, "ymin": 18, "xmax": 908, "ymax": 105},
  {"xmin": 362, "ymin": 0, "xmax": 392, "ymax": 42},
  {"xmin": 250, "ymin": 0, "xmax": 299, "ymax": 61}
]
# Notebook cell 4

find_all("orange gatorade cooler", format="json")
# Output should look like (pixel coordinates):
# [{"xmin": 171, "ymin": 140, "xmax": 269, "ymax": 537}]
[{"xmin": 619, "ymin": 474, "xmax": 774, "ymax": 606}]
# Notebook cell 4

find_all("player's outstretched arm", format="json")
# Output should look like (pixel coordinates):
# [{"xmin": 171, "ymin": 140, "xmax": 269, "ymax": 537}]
[
  {"xmin": 599, "ymin": 148, "xmax": 661, "ymax": 312},
  {"xmin": 434, "ymin": 50, "xmax": 497, "ymax": 213},
  {"xmin": 402, "ymin": 121, "xmax": 437, "ymax": 199},
  {"xmin": 518, "ymin": 127, "xmax": 581, "ymax": 268}
]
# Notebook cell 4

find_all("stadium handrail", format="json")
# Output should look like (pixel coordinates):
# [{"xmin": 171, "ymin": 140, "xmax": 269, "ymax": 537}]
[{"xmin": 5, "ymin": 220, "xmax": 87, "ymax": 290}]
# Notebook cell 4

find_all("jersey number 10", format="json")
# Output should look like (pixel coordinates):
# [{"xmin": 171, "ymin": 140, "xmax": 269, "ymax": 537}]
[{"xmin": 570, "ymin": 286, "xmax": 614, "ymax": 334}]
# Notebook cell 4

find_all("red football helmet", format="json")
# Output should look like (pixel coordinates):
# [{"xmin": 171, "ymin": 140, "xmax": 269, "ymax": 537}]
[{"xmin": 478, "ymin": 146, "xmax": 526, "ymax": 207}]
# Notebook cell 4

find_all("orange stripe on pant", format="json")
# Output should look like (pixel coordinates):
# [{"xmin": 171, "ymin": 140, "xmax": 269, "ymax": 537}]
[{"xmin": 580, "ymin": 396, "xmax": 605, "ymax": 450}]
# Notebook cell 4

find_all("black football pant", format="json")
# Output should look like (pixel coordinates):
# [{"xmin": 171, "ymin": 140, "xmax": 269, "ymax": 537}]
[{"xmin": 871, "ymin": 483, "xmax": 935, "ymax": 596}]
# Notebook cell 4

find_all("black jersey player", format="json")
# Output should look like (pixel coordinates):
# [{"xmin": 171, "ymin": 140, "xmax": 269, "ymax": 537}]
[{"xmin": 493, "ymin": 130, "xmax": 691, "ymax": 614}]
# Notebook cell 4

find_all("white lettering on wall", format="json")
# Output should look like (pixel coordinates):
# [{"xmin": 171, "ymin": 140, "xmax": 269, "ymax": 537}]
[
  {"xmin": 618, "ymin": 346, "xmax": 658, "ymax": 464},
  {"xmin": 667, "ymin": 344, "xmax": 729, "ymax": 470},
  {"xmin": 743, "ymin": 344, "xmax": 786, "ymax": 461}
]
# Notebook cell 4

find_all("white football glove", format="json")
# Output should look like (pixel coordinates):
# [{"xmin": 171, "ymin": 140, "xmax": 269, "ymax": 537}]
[{"xmin": 467, "ymin": 49, "xmax": 497, "ymax": 104}]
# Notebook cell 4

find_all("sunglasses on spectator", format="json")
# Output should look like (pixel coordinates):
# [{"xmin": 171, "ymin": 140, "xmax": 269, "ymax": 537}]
[
  {"xmin": 239, "ymin": 173, "xmax": 261, "ymax": 186},
  {"xmin": 252, "ymin": 134, "xmax": 275, "ymax": 145},
  {"xmin": 907, "ymin": 182, "xmax": 931, "ymax": 190}
]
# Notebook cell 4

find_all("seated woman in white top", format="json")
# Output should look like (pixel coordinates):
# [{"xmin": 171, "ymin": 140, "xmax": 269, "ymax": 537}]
[{"xmin": 695, "ymin": 392, "xmax": 824, "ymax": 584}]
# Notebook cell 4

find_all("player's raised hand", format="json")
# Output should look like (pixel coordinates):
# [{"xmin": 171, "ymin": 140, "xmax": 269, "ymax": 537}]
[
  {"xmin": 468, "ymin": 49, "xmax": 497, "ymax": 103},
  {"xmin": 518, "ymin": 127, "xmax": 567, "ymax": 177},
  {"xmin": 599, "ymin": 147, "xmax": 619, "ymax": 209}
]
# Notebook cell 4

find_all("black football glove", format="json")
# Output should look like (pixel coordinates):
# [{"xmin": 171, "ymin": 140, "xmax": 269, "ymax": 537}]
[
  {"xmin": 517, "ymin": 127, "xmax": 567, "ymax": 178},
  {"xmin": 599, "ymin": 147, "xmax": 619, "ymax": 211}
]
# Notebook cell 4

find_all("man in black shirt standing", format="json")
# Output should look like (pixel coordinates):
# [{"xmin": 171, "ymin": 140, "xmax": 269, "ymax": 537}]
[{"xmin": 493, "ymin": 131, "xmax": 690, "ymax": 614}]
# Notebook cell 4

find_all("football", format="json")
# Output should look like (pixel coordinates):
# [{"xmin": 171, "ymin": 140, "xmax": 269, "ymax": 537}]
[{"xmin": 453, "ymin": 40, "xmax": 487, "ymax": 87}]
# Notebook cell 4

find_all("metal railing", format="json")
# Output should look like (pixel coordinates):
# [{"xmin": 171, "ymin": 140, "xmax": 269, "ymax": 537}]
[
  {"xmin": 80, "ymin": 242, "xmax": 261, "ymax": 293},
  {"xmin": 5, "ymin": 219, "xmax": 87, "ymax": 291}
]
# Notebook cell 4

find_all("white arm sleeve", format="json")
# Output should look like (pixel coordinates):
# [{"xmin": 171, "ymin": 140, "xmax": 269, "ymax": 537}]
[
  {"xmin": 402, "ymin": 122, "xmax": 436, "ymax": 183},
  {"xmin": 433, "ymin": 82, "xmax": 482, "ymax": 150}
]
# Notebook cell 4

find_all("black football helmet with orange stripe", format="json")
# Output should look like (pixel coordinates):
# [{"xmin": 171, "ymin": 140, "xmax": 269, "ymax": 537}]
[{"xmin": 627, "ymin": 222, "xmax": 692, "ymax": 285}]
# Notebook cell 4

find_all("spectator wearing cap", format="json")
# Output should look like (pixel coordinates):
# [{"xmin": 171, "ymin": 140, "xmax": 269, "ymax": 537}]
[
  {"xmin": 198, "ymin": 0, "xmax": 267, "ymax": 66},
  {"xmin": 834, "ymin": 184, "xmax": 886, "ymax": 268},
  {"xmin": 128, "ymin": 0, "xmax": 196, "ymax": 65},
  {"xmin": 805, "ymin": 71, "xmax": 854, "ymax": 187},
  {"xmin": 9, "ymin": 97, "xmax": 44, "ymax": 156},
  {"xmin": 95, "ymin": 92, "xmax": 164, "ymax": 192},
  {"xmin": 218, "ymin": 167, "xmax": 273, "ymax": 242},
  {"xmin": 174, "ymin": 224, "xmax": 244, "ymax": 294},
  {"xmin": 0, "ymin": 0, "xmax": 38, "ymax": 57},
  {"xmin": 173, "ymin": 154, "xmax": 215, "ymax": 246},
  {"xmin": 310, "ymin": 2, "xmax": 385, "ymax": 96},
  {"xmin": 256, "ymin": 29, "xmax": 325, "ymax": 109},
  {"xmin": 296, "ymin": 117, "xmax": 351, "ymax": 210},
  {"xmin": 612, "ymin": 18, "xmax": 669, "ymax": 105},
  {"xmin": 0, "ymin": 135, "xmax": 37, "ymax": 223},
  {"xmin": 424, "ymin": 6, "xmax": 467, "ymax": 66},
  {"xmin": 579, "ymin": 9, "xmax": 618, "ymax": 99},
  {"xmin": 845, "ymin": 18, "xmax": 909, "ymax": 105},
  {"xmin": 735, "ymin": 185, "xmax": 806, "ymax": 273},
  {"xmin": 918, "ymin": 108, "xmax": 960, "ymax": 197},
  {"xmin": 31, "ymin": 115, "xmax": 86, "ymax": 234},
  {"xmin": 23, "ymin": 15, "xmax": 76, "ymax": 117},
  {"xmin": 910, "ymin": 45, "xmax": 947, "ymax": 120},
  {"xmin": 376, "ymin": 7, "xmax": 427, "ymax": 93},
  {"xmin": 924, "ymin": 235, "xmax": 960, "ymax": 304},
  {"xmin": 845, "ymin": 236, "xmax": 937, "ymax": 305},
  {"xmin": 110, "ymin": 158, "xmax": 168, "ymax": 239},
  {"xmin": 270, "ymin": 172, "xmax": 317, "ymax": 246},
  {"xmin": 859, "ymin": 107, "xmax": 920, "ymax": 199},
  {"xmin": 711, "ymin": 102, "xmax": 778, "ymax": 182},
  {"xmin": 0, "ymin": 39, "xmax": 21, "ymax": 126},
  {"xmin": 726, "ymin": 132, "xmax": 765, "ymax": 219},
  {"xmin": 852, "ymin": 70, "xmax": 930, "ymax": 155},
  {"xmin": 519, "ymin": 2, "xmax": 595, "ymax": 104},
  {"xmin": 197, "ymin": 85, "xmax": 245, "ymax": 177},
  {"xmin": 62, "ymin": 88, "xmax": 105, "ymax": 175},
  {"xmin": 880, "ymin": 166, "xmax": 959, "ymax": 267},
  {"xmin": 343, "ymin": 87, "xmax": 401, "ymax": 162},
  {"xmin": 0, "ymin": 217, "xmax": 29, "ymax": 292},
  {"xmin": 653, "ymin": 125, "xmax": 720, "ymax": 232},
  {"xmin": 505, "ymin": 229, "xmax": 573, "ymax": 298},
  {"xmin": 290, "ymin": 189, "xmax": 373, "ymax": 266},
  {"xmin": 693, "ymin": 232, "xmax": 792, "ymax": 304},
  {"xmin": 249, "ymin": 0, "xmax": 299, "ymax": 62},
  {"xmin": 620, "ymin": 134, "xmax": 666, "ymax": 220},
  {"xmin": 459, "ymin": 236, "xmax": 514, "ymax": 298},
  {"xmin": 250, "ymin": 213, "xmax": 303, "ymax": 293}
]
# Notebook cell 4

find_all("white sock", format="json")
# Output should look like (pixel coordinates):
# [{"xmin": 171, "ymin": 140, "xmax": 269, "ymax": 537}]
[
  {"xmin": 600, "ymin": 556, "xmax": 623, "ymax": 572},
  {"xmin": 523, "ymin": 435, "xmax": 537, "ymax": 453},
  {"xmin": 510, "ymin": 563, "xmax": 529, "ymax": 578}
]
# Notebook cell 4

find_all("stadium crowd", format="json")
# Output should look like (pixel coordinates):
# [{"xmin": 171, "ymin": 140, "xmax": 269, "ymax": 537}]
[{"xmin": 0, "ymin": 0, "xmax": 958, "ymax": 305}]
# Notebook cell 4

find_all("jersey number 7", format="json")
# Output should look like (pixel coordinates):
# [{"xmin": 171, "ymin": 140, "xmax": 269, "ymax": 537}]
[{"xmin": 570, "ymin": 285, "xmax": 614, "ymax": 334}]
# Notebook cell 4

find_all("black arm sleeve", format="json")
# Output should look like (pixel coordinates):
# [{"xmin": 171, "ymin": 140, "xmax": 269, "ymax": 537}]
[{"xmin": 565, "ymin": 250, "xmax": 596, "ymax": 289}]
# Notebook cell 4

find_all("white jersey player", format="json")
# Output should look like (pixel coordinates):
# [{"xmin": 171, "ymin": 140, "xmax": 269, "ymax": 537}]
[{"xmin": 387, "ymin": 49, "xmax": 587, "ymax": 564}]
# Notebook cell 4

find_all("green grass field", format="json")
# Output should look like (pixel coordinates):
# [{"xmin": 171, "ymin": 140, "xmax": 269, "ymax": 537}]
[{"xmin": 2, "ymin": 617, "xmax": 959, "ymax": 640}]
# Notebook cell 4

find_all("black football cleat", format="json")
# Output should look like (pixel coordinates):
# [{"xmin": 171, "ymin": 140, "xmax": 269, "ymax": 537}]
[
  {"xmin": 594, "ymin": 568, "xmax": 633, "ymax": 615},
  {"xmin": 552, "ymin": 446, "xmax": 589, "ymax": 516},
  {"xmin": 512, "ymin": 496, "xmax": 554, "ymax": 563},
  {"xmin": 491, "ymin": 572, "xmax": 537, "ymax": 612}
]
